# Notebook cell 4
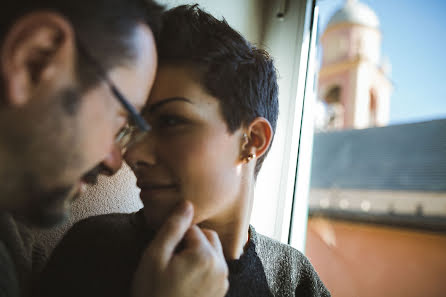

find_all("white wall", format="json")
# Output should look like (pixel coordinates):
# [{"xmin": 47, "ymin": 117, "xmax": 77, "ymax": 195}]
[
  {"xmin": 161, "ymin": 0, "xmax": 264, "ymax": 45},
  {"xmin": 252, "ymin": 0, "xmax": 316, "ymax": 248}
]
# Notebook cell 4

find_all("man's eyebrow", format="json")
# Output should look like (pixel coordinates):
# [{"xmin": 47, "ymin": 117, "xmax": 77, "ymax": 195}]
[{"xmin": 144, "ymin": 97, "xmax": 193, "ymax": 114}]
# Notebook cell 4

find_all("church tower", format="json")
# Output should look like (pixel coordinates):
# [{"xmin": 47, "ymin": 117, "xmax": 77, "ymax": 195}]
[{"xmin": 318, "ymin": 0, "xmax": 392, "ymax": 130}]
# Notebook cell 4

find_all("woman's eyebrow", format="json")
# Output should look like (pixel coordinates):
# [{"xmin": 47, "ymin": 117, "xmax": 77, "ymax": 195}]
[{"xmin": 144, "ymin": 97, "xmax": 193, "ymax": 114}]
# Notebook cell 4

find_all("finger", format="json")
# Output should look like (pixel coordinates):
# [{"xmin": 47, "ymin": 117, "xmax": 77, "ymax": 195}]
[
  {"xmin": 201, "ymin": 228, "xmax": 224, "ymax": 256},
  {"xmin": 201, "ymin": 228, "xmax": 228, "ymax": 282},
  {"xmin": 147, "ymin": 200, "xmax": 194, "ymax": 267},
  {"xmin": 181, "ymin": 225, "xmax": 209, "ymax": 250},
  {"xmin": 178, "ymin": 225, "xmax": 215, "ymax": 267},
  {"xmin": 180, "ymin": 225, "xmax": 219, "ymax": 259}
]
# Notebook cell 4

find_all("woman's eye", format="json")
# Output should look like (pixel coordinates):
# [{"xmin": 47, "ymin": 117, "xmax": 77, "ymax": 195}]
[{"xmin": 157, "ymin": 115, "xmax": 187, "ymax": 127}]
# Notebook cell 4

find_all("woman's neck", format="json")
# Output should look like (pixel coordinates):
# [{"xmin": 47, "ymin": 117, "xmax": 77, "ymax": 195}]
[
  {"xmin": 199, "ymin": 182, "xmax": 255, "ymax": 260},
  {"xmin": 203, "ymin": 216, "xmax": 250, "ymax": 260}
]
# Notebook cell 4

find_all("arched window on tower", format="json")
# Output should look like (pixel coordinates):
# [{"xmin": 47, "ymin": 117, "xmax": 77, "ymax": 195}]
[
  {"xmin": 369, "ymin": 89, "xmax": 378, "ymax": 126},
  {"xmin": 324, "ymin": 86, "xmax": 344, "ymax": 130}
]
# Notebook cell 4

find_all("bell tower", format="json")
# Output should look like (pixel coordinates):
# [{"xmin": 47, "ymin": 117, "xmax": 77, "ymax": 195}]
[{"xmin": 318, "ymin": 0, "xmax": 392, "ymax": 130}]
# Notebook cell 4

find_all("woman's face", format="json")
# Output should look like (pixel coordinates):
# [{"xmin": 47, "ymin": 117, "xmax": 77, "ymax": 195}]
[{"xmin": 125, "ymin": 65, "xmax": 246, "ymax": 229}]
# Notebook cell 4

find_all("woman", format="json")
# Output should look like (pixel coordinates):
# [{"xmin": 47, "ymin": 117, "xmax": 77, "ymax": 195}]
[{"xmin": 37, "ymin": 5, "xmax": 330, "ymax": 297}]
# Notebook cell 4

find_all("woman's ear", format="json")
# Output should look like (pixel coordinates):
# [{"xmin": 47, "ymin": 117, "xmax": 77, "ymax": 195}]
[
  {"xmin": 244, "ymin": 117, "xmax": 273, "ymax": 159},
  {"xmin": 1, "ymin": 11, "xmax": 76, "ymax": 106}
]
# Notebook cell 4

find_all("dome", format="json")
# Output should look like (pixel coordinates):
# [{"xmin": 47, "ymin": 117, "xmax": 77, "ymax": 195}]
[{"xmin": 327, "ymin": 0, "xmax": 380, "ymax": 29}]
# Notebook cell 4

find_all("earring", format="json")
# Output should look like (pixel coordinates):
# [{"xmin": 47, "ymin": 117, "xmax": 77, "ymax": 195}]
[
  {"xmin": 241, "ymin": 133, "xmax": 255, "ymax": 162},
  {"xmin": 245, "ymin": 153, "xmax": 255, "ymax": 162}
]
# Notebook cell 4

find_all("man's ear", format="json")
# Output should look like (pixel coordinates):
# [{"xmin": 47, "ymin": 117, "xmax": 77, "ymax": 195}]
[
  {"xmin": 244, "ymin": 117, "xmax": 273, "ymax": 159},
  {"xmin": 1, "ymin": 12, "xmax": 76, "ymax": 106}
]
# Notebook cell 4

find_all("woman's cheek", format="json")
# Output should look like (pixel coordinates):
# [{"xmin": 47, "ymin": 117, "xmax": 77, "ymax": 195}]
[{"xmin": 179, "ymin": 141, "xmax": 221, "ymax": 208}]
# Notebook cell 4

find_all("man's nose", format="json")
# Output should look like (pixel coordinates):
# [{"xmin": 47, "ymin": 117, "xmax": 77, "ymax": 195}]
[
  {"xmin": 100, "ymin": 144, "xmax": 123, "ymax": 176},
  {"xmin": 124, "ymin": 132, "xmax": 157, "ymax": 169}
]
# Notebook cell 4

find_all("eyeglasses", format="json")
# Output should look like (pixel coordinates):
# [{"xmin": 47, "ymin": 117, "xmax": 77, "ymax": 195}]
[{"xmin": 76, "ymin": 40, "xmax": 150, "ymax": 153}]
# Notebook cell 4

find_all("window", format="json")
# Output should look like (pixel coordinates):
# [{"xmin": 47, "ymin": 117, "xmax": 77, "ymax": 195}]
[{"xmin": 300, "ymin": 0, "xmax": 446, "ymax": 295}]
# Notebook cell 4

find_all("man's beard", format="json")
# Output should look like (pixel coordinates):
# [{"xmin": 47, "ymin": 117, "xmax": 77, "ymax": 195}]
[
  {"xmin": 27, "ymin": 164, "xmax": 105, "ymax": 228},
  {"xmin": 16, "ymin": 164, "xmax": 103, "ymax": 228},
  {"xmin": 16, "ymin": 186, "xmax": 77, "ymax": 228}
]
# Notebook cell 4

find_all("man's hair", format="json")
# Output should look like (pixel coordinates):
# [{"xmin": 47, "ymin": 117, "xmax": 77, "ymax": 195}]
[
  {"xmin": 158, "ymin": 5, "xmax": 279, "ymax": 177},
  {"xmin": 0, "ymin": 0, "xmax": 164, "ymax": 91}
]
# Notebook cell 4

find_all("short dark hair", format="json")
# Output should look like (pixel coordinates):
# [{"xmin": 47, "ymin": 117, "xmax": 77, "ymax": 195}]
[
  {"xmin": 158, "ymin": 5, "xmax": 279, "ymax": 177},
  {"xmin": 0, "ymin": 0, "xmax": 164, "ymax": 90}
]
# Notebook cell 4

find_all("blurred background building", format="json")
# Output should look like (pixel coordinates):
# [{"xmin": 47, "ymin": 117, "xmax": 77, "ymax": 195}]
[
  {"xmin": 306, "ymin": 0, "xmax": 446, "ymax": 296},
  {"xmin": 316, "ymin": 0, "xmax": 392, "ymax": 131}
]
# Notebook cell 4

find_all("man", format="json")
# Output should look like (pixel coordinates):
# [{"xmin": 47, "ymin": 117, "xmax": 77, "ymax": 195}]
[{"xmin": 0, "ymin": 0, "xmax": 228, "ymax": 296}]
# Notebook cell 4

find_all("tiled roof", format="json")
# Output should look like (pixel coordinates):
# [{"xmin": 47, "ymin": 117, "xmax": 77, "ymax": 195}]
[{"xmin": 310, "ymin": 119, "xmax": 446, "ymax": 191}]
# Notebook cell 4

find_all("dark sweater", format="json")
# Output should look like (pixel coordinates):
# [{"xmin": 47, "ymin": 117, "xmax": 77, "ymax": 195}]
[
  {"xmin": 0, "ymin": 241, "xmax": 20, "ymax": 297},
  {"xmin": 0, "ymin": 212, "xmax": 46, "ymax": 297},
  {"xmin": 37, "ymin": 210, "xmax": 330, "ymax": 297}
]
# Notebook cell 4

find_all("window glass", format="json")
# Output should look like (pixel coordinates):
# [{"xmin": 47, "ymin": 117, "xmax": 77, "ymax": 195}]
[{"xmin": 306, "ymin": 0, "xmax": 446, "ymax": 296}]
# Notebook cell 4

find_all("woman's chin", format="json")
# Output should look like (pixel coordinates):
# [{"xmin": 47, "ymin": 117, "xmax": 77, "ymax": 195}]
[{"xmin": 141, "ymin": 196, "xmax": 181, "ymax": 230}]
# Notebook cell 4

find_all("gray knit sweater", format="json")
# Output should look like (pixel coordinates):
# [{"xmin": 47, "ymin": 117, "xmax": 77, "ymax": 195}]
[
  {"xmin": 37, "ymin": 210, "xmax": 330, "ymax": 297},
  {"xmin": 0, "ymin": 212, "xmax": 46, "ymax": 297}
]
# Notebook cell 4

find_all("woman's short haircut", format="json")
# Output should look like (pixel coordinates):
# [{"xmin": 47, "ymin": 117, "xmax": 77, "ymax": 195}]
[{"xmin": 158, "ymin": 5, "xmax": 279, "ymax": 177}]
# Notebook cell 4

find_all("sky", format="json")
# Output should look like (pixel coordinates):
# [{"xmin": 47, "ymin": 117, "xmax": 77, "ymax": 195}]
[{"xmin": 317, "ymin": 0, "xmax": 446, "ymax": 125}]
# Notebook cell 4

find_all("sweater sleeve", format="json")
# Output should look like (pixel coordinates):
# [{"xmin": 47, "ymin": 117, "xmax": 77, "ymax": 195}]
[
  {"xmin": 294, "ymin": 255, "xmax": 331, "ymax": 297},
  {"xmin": 252, "ymin": 226, "xmax": 331, "ymax": 297}
]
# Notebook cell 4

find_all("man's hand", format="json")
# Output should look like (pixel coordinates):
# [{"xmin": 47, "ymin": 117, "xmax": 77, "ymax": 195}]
[{"xmin": 131, "ymin": 201, "xmax": 229, "ymax": 297}]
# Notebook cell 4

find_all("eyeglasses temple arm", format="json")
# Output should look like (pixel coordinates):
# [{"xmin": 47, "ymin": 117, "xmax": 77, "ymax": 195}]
[{"xmin": 109, "ymin": 85, "xmax": 151, "ymax": 132}]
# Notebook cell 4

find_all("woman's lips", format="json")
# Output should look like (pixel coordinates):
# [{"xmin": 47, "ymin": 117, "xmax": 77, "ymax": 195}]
[
  {"xmin": 137, "ymin": 182, "xmax": 177, "ymax": 189},
  {"xmin": 138, "ymin": 183, "xmax": 178, "ymax": 197},
  {"xmin": 140, "ymin": 185, "xmax": 177, "ymax": 190}
]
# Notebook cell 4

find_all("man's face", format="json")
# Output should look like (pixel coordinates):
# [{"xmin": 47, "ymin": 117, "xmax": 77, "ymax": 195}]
[{"xmin": 1, "ymin": 20, "xmax": 157, "ymax": 227}]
